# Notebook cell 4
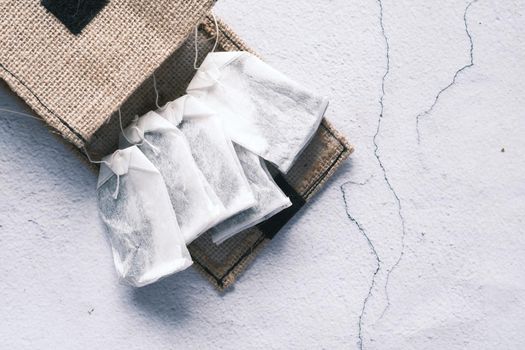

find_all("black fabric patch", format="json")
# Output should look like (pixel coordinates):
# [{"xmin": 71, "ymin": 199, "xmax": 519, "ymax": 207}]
[
  {"xmin": 257, "ymin": 174, "xmax": 306, "ymax": 239},
  {"xmin": 41, "ymin": 0, "xmax": 109, "ymax": 35}
]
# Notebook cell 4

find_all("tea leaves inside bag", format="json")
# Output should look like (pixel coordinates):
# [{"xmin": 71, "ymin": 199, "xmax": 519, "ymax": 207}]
[
  {"xmin": 157, "ymin": 96, "xmax": 256, "ymax": 225},
  {"xmin": 187, "ymin": 52, "xmax": 328, "ymax": 173},
  {"xmin": 212, "ymin": 144, "xmax": 292, "ymax": 245},
  {"xmin": 97, "ymin": 146, "xmax": 192, "ymax": 287},
  {"xmin": 121, "ymin": 112, "xmax": 225, "ymax": 244}
]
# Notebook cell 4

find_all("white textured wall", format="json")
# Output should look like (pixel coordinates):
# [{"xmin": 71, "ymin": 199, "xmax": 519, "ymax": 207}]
[{"xmin": 1, "ymin": 0, "xmax": 524, "ymax": 349}]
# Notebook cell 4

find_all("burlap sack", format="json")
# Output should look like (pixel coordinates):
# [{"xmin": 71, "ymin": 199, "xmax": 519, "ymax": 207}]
[
  {"xmin": 0, "ymin": 0, "xmax": 215, "ymax": 147},
  {"xmin": 1, "ymin": 5, "xmax": 353, "ymax": 290}
]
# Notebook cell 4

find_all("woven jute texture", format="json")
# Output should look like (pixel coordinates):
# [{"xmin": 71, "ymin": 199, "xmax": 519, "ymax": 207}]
[
  {"xmin": 1, "ymin": 8, "xmax": 353, "ymax": 290},
  {"xmin": 0, "ymin": 0, "xmax": 214, "ymax": 148}
]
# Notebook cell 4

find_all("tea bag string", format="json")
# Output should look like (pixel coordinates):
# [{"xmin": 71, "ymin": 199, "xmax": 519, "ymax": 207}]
[
  {"xmin": 131, "ymin": 125, "xmax": 160, "ymax": 155},
  {"xmin": 0, "ymin": 107, "xmax": 121, "ymax": 198},
  {"xmin": 152, "ymin": 72, "xmax": 161, "ymax": 109},
  {"xmin": 193, "ymin": 12, "xmax": 220, "ymax": 70},
  {"xmin": 118, "ymin": 109, "xmax": 160, "ymax": 155},
  {"xmin": 84, "ymin": 146, "xmax": 122, "ymax": 199},
  {"xmin": 0, "ymin": 107, "xmax": 109, "ymax": 165},
  {"xmin": 0, "ymin": 108, "xmax": 44, "ymax": 122}
]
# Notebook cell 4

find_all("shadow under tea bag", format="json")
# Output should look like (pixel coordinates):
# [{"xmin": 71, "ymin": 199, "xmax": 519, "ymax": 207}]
[
  {"xmin": 157, "ymin": 95, "xmax": 256, "ymax": 224},
  {"xmin": 120, "ymin": 111, "xmax": 225, "ymax": 244},
  {"xmin": 97, "ymin": 146, "xmax": 193, "ymax": 287},
  {"xmin": 187, "ymin": 51, "xmax": 329, "ymax": 173},
  {"xmin": 212, "ymin": 144, "xmax": 292, "ymax": 245}
]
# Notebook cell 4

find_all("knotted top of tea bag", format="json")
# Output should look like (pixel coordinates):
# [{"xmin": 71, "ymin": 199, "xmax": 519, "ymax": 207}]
[
  {"xmin": 97, "ymin": 146, "xmax": 158, "ymax": 194},
  {"xmin": 120, "ymin": 111, "xmax": 177, "ymax": 150},
  {"xmin": 187, "ymin": 52, "xmax": 245, "ymax": 93},
  {"xmin": 121, "ymin": 111, "xmax": 175, "ymax": 143},
  {"xmin": 157, "ymin": 95, "xmax": 215, "ymax": 125}
]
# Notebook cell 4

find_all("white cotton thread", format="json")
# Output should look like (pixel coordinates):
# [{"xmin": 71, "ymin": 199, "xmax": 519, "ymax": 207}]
[
  {"xmin": 118, "ymin": 108, "xmax": 160, "ymax": 155},
  {"xmin": 0, "ymin": 107, "xmax": 63, "ymax": 136},
  {"xmin": 82, "ymin": 146, "xmax": 110, "ymax": 167},
  {"xmin": 85, "ymin": 148, "xmax": 120, "ymax": 199},
  {"xmin": 2, "ymin": 107, "xmax": 122, "ymax": 200},
  {"xmin": 131, "ymin": 125, "xmax": 160, "ymax": 155},
  {"xmin": 84, "ymin": 147, "xmax": 123, "ymax": 199},
  {"xmin": 0, "ymin": 108, "xmax": 106, "ymax": 164},
  {"xmin": 113, "ymin": 173, "xmax": 120, "ymax": 199},
  {"xmin": 193, "ymin": 12, "xmax": 220, "ymax": 70},
  {"xmin": 210, "ymin": 13, "xmax": 220, "ymax": 54},
  {"xmin": 0, "ymin": 108, "xmax": 43, "ymax": 121},
  {"xmin": 152, "ymin": 72, "xmax": 161, "ymax": 109},
  {"xmin": 118, "ymin": 108, "xmax": 134, "ymax": 144}
]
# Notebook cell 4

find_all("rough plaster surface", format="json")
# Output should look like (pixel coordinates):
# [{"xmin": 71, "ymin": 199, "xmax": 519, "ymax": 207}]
[{"xmin": 1, "ymin": 1, "xmax": 524, "ymax": 349}]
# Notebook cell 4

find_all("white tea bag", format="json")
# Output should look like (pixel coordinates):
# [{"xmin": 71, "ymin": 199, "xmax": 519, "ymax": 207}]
[
  {"xmin": 212, "ymin": 144, "xmax": 292, "ymax": 245},
  {"xmin": 97, "ymin": 146, "xmax": 192, "ymax": 287},
  {"xmin": 156, "ymin": 95, "xmax": 256, "ymax": 224},
  {"xmin": 120, "ymin": 111, "xmax": 225, "ymax": 244},
  {"xmin": 187, "ymin": 51, "xmax": 329, "ymax": 173}
]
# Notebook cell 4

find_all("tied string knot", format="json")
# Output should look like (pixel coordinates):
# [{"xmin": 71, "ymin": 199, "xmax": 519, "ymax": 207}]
[
  {"xmin": 129, "ymin": 125, "xmax": 161, "ymax": 155},
  {"xmin": 119, "ymin": 111, "xmax": 161, "ymax": 155},
  {"xmin": 187, "ymin": 66, "xmax": 225, "ymax": 93},
  {"xmin": 109, "ymin": 151, "xmax": 123, "ymax": 200},
  {"xmin": 83, "ymin": 147, "xmax": 124, "ymax": 200},
  {"xmin": 200, "ymin": 67, "xmax": 223, "ymax": 87},
  {"xmin": 193, "ymin": 12, "xmax": 219, "ymax": 70},
  {"xmin": 113, "ymin": 173, "xmax": 120, "ymax": 200}
]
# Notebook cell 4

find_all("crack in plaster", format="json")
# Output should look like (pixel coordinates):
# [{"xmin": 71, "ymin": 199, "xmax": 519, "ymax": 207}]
[
  {"xmin": 416, "ymin": 0, "xmax": 477, "ymax": 143},
  {"xmin": 373, "ymin": 0, "xmax": 408, "ymax": 323},
  {"xmin": 341, "ymin": 179, "xmax": 380, "ymax": 350},
  {"xmin": 339, "ymin": 1, "xmax": 409, "ymax": 347}
]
